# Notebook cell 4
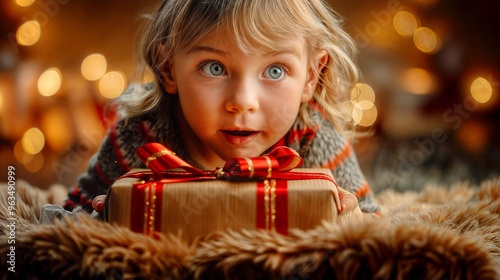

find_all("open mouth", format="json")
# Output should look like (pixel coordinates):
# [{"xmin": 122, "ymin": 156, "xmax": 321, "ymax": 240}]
[
  {"xmin": 221, "ymin": 130, "xmax": 259, "ymax": 145},
  {"xmin": 222, "ymin": 130, "xmax": 256, "ymax": 137}
]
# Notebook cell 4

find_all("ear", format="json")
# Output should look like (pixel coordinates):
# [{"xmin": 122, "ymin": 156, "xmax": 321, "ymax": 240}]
[
  {"xmin": 161, "ymin": 63, "xmax": 178, "ymax": 94},
  {"xmin": 302, "ymin": 50, "xmax": 329, "ymax": 103}
]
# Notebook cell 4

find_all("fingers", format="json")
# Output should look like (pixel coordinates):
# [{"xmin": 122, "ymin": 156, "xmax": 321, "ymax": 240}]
[
  {"xmin": 331, "ymin": 184, "xmax": 341, "ymax": 212},
  {"xmin": 92, "ymin": 195, "xmax": 106, "ymax": 214},
  {"xmin": 338, "ymin": 188, "xmax": 358, "ymax": 213}
]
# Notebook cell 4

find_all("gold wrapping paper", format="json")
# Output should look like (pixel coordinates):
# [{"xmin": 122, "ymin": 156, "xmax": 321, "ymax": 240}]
[{"xmin": 107, "ymin": 168, "xmax": 353, "ymax": 241}]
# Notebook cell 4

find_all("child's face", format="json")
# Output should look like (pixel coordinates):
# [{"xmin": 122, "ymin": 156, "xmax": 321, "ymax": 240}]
[{"xmin": 163, "ymin": 30, "xmax": 322, "ymax": 169}]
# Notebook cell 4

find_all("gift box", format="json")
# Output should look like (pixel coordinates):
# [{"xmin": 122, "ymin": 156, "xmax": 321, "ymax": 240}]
[{"xmin": 105, "ymin": 143, "xmax": 348, "ymax": 241}]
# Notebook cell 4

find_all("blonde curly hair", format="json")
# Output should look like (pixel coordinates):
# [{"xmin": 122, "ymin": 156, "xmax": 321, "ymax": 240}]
[{"xmin": 116, "ymin": 0, "xmax": 360, "ymax": 134}]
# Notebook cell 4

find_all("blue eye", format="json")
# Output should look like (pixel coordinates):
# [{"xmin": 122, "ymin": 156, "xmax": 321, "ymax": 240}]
[
  {"xmin": 265, "ymin": 65, "xmax": 284, "ymax": 80},
  {"xmin": 201, "ymin": 62, "xmax": 225, "ymax": 76}
]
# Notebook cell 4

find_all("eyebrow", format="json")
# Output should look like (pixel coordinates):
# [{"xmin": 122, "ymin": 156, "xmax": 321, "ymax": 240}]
[
  {"xmin": 188, "ymin": 45, "xmax": 302, "ymax": 59},
  {"xmin": 188, "ymin": 46, "xmax": 228, "ymax": 56},
  {"xmin": 264, "ymin": 49, "xmax": 302, "ymax": 59}
]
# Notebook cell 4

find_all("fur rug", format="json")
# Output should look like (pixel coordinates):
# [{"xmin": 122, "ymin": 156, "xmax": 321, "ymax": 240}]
[{"xmin": 1, "ymin": 178, "xmax": 500, "ymax": 280}]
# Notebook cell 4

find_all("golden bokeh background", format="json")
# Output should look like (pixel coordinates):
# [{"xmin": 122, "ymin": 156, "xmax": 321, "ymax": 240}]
[{"xmin": 0, "ymin": 0, "xmax": 499, "ymax": 192}]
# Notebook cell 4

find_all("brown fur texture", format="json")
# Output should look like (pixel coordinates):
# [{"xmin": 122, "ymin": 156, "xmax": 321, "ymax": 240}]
[{"xmin": 1, "ymin": 178, "xmax": 500, "ymax": 279}]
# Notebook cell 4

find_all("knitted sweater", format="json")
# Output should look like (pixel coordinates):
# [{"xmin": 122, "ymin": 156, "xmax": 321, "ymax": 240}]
[{"xmin": 64, "ymin": 84, "xmax": 380, "ymax": 213}]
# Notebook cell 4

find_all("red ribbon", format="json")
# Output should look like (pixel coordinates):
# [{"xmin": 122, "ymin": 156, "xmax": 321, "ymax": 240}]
[
  {"xmin": 134, "ymin": 143, "xmax": 304, "ymax": 180},
  {"xmin": 125, "ymin": 143, "xmax": 337, "ymax": 235},
  {"xmin": 256, "ymin": 180, "xmax": 288, "ymax": 233},
  {"xmin": 131, "ymin": 182, "xmax": 163, "ymax": 236}
]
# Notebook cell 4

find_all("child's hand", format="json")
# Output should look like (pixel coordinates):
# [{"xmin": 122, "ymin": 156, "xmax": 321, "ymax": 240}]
[
  {"xmin": 92, "ymin": 195, "xmax": 106, "ymax": 214},
  {"xmin": 338, "ymin": 187, "xmax": 358, "ymax": 213}
]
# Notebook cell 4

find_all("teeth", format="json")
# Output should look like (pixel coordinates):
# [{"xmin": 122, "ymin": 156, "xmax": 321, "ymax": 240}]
[{"xmin": 225, "ymin": 130, "xmax": 254, "ymax": 136}]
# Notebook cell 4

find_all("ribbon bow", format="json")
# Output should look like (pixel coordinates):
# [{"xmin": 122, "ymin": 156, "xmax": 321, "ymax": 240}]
[
  {"xmin": 118, "ymin": 143, "xmax": 338, "ymax": 236},
  {"xmin": 135, "ymin": 143, "xmax": 304, "ymax": 181}
]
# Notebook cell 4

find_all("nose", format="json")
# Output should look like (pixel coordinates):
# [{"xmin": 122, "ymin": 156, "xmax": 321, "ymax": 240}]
[{"xmin": 225, "ymin": 78, "xmax": 259, "ymax": 113}]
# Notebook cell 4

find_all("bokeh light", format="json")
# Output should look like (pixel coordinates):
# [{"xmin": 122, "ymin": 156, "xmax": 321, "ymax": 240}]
[
  {"xmin": 38, "ymin": 67, "xmax": 62, "ymax": 96},
  {"xmin": 357, "ymin": 104, "xmax": 378, "ymax": 127},
  {"xmin": 470, "ymin": 77, "xmax": 493, "ymax": 104},
  {"xmin": 351, "ymin": 83, "xmax": 376, "ymax": 104},
  {"xmin": 40, "ymin": 106, "xmax": 74, "ymax": 151},
  {"xmin": 346, "ymin": 101, "xmax": 378, "ymax": 128},
  {"xmin": 15, "ymin": 0, "xmax": 36, "ymax": 7},
  {"xmin": 401, "ymin": 68, "xmax": 435, "ymax": 94},
  {"xmin": 413, "ymin": 27, "xmax": 439, "ymax": 53},
  {"xmin": 81, "ymin": 53, "xmax": 107, "ymax": 81},
  {"xmin": 14, "ymin": 140, "xmax": 33, "ymax": 164},
  {"xmin": 344, "ymin": 100, "xmax": 362, "ymax": 124},
  {"xmin": 24, "ymin": 153, "xmax": 45, "ymax": 173},
  {"xmin": 99, "ymin": 71, "xmax": 126, "ymax": 99},
  {"xmin": 346, "ymin": 83, "xmax": 378, "ymax": 127},
  {"xmin": 0, "ymin": 91, "xmax": 3, "ymax": 112},
  {"xmin": 22, "ymin": 127, "xmax": 45, "ymax": 155},
  {"xmin": 16, "ymin": 20, "xmax": 41, "ymax": 46},
  {"xmin": 393, "ymin": 11, "xmax": 419, "ymax": 36}
]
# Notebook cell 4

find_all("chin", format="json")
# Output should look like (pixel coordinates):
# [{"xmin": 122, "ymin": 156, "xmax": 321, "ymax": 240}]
[{"xmin": 218, "ymin": 147, "xmax": 265, "ymax": 160}]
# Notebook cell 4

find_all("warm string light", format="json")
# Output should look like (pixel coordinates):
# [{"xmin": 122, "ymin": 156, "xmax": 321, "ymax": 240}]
[
  {"xmin": 345, "ymin": 83, "xmax": 378, "ymax": 127},
  {"xmin": 81, "ymin": 54, "xmax": 107, "ymax": 81},
  {"xmin": 7, "ymin": 1, "xmax": 496, "ymax": 174},
  {"xmin": 36, "ymin": 53, "xmax": 128, "ymax": 99},
  {"xmin": 393, "ymin": 11, "xmax": 419, "ymax": 36},
  {"xmin": 24, "ymin": 154, "xmax": 45, "ymax": 173},
  {"xmin": 414, "ymin": 27, "xmax": 440, "ymax": 53},
  {"xmin": 470, "ymin": 77, "xmax": 493, "ymax": 104},
  {"xmin": 16, "ymin": 20, "xmax": 41, "ymax": 46},
  {"xmin": 40, "ymin": 106, "xmax": 74, "ymax": 151},
  {"xmin": 15, "ymin": 0, "xmax": 35, "ymax": 7},
  {"xmin": 22, "ymin": 127, "xmax": 45, "ymax": 155},
  {"xmin": 14, "ymin": 141, "xmax": 33, "ymax": 164},
  {"xmin": 392, "ymin": 9, "xmax": 440, "ymax": 96},
  {"xmin": 81, "ymin": 53, "xmax": 129, "ymax": 99},
  {"xmin": 392, "ymin": 10, "xmax": 440, "ymax": 54},
  {"xmin": 10, "ymin": 46, "xmax": 133, "ymax": 171},
  {"xmin": 14, "ymin": 128, "xmax": 47, "ymax": 173},
  {"xmin": 99, "ymin": 71, "xmax": 126, "ymax": 99},
  {"xmin": 38, "ymin": 67, "xmax": 62, "ymax": 96},
  {"xmin": 401, "ymin": 68, "xmax": 435, "ymax": 95}
]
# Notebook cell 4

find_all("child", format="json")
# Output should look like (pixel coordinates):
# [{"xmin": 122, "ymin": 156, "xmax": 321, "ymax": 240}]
[{"xmin": 63, "ymin": 0, "xmax": 380, "ymax": 215}]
